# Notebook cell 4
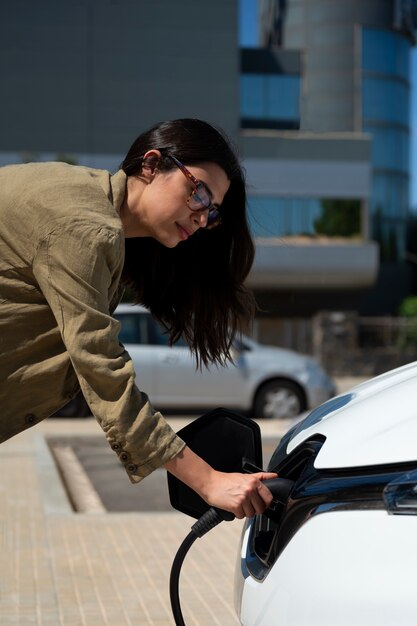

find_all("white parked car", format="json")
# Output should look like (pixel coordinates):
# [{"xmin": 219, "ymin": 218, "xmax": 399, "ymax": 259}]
[
  {"xmin": 55, "ymin": 303, "xmax": 334, "ymax": 419},
  {"xmin": 112, "ymin": 304, "xmax": 334, "ymax": 419},
  {"xmin": 235, "ymin": 360, "xmax": 417, "ymax": 626}
]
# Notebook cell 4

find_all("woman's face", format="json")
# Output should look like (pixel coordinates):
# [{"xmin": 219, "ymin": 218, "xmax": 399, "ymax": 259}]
[{"xmin": 122, "ymin": 151, "xmax": 230, "ymax": 248}]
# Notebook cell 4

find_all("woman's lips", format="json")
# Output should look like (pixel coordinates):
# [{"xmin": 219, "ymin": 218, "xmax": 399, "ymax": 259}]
[{"xmin": 176, "ymin": 223, "xmax": 190, "ymax": 240}]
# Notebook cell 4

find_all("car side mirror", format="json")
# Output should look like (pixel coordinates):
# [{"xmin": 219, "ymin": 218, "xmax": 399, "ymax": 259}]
[{"xmin": 167, "ymin": 408, "xmax": 263, "ymax": 519}]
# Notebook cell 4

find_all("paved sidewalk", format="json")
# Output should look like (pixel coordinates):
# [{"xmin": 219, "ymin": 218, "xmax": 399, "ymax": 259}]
[
  {"xmin": 0, "ymin": 376, "xmax": 367, "ymax": 625},
  {"xmin": 0, "ymin": 418, "xmax": 248, "ymax": 626}
]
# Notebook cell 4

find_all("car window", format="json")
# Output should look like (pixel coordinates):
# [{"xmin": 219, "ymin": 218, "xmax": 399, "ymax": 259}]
[
  {"xmin": 114, "ymin": 311, "xmax": 188, "ymax": 347},
  {"xmin": 233, "ymin": 336, "xmax": 251, "ymax": 352},
  {"xmin": 148, "ymin": 318, "xmax": 171, "ymax": 346},
  {"xmin": 148, "ymin": 317, "xmax": 188, "ymax": 347},
  {"xmin": 115, "ymin": 313, "xmax": 150, "ymax": 345}
]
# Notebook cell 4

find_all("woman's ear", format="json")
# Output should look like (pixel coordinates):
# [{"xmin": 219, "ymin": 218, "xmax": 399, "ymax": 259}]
[{"xmin": 141, "ymin": 149, "xmax": 162, "ymax": 179}]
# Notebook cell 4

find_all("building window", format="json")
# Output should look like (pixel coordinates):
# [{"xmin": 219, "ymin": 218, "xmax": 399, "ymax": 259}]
[
  {"xmin": 240, "ymin": 74, "xmax": 300, "ymax": 129},
  {"xmin": 362, "ymin": 27, "xmax": 409, "ymax": 80},
  {"xmin": 362, "ymin": 26, "xmax": 412, "ymax": 262},
  {"xmin": 364, "ymin": 126, "xmax": 410, "ymax": 174},
  {"xmin": 362, "ymin": 77, "xmax": 409, "ymax": 126},
  {"xmin": 248, "ymin": 196, "xmax": 361, "ymax": 238},
  {"xmin": 372, "ymin": 173, "xmax": 409, "ymax": 220}
]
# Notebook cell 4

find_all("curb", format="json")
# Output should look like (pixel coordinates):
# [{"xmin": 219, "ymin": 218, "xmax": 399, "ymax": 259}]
[{"xmin": 50, "ymin": 443, "xmax": 106, "ymax": 513}]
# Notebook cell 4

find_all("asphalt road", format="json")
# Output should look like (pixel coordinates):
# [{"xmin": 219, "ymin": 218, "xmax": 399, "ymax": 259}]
[{"xmin": 49, "ymin": 433, "xmax": 280, "ymax": 513}]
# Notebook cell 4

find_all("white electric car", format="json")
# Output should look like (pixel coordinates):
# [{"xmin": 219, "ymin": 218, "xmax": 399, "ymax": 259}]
[{"xmin": 235, "ymin": 360, "xmax": 417, "ymax": 626}]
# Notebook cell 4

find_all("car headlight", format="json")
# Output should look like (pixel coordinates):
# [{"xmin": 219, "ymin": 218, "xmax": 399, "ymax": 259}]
[{"xmin": 384, "ymin": 469, "xmax": 417, "ymax": 515}]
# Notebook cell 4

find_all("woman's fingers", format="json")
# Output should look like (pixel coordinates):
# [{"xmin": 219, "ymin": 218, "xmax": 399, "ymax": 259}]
[
  {"xmin": 207, "ymin": 471, "xmax": 278, "ymax": 519},
  {"xmin": 165, "ymin": 446, "xmax": 279, "ymax": 520},
  {"xmin": 244, "ymin": 478, "xmax": 276, "ymax": 517}
]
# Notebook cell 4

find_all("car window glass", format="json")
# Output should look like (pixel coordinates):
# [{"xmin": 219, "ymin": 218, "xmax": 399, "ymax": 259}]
[
  {"xmin": 149, "ymin": 318, "xmax": 188, "ymax": 347},
  {"xmin": 147, "ymin": 317, "xmax": 169, "ymax": 346},
  {"xmin": 115, "ymin": 311, "xmax": 188, "ymax": 347},
  {"xmin": 233, "ymin": 336, "xmax": 250, "ymax": 352},
  {"xmin": 115, "ymin": 313, "xmax": 149, "ymax": 345}
]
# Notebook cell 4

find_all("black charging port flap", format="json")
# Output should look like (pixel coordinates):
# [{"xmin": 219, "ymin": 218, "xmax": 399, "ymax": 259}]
[{"xmin": 167, "ymin": 408, "xmax": 263, "ymax": 520}]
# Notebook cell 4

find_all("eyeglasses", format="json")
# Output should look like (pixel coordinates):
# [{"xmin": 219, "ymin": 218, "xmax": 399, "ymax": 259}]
[{"xmin": 168, "ymin": 155, "xmax": 222, "ymax": 229}]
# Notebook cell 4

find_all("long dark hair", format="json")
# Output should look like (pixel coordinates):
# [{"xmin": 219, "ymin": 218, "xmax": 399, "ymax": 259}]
[{"xmin": 120, "ymin": 118, "xmax": 256, "ymax": 367}]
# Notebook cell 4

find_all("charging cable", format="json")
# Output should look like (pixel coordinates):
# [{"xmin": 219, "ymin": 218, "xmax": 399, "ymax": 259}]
[
  {"xmin": 170, "ymin": 506, "xmax": 234, "ymax": 626},
  {"xmin": 169, "ymin": 478, "xmax": 294, "ymax": 626}
]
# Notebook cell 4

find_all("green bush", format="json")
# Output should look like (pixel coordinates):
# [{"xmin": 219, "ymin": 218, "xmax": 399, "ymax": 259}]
[
  {"xmin": 398, "ymin": 296, "xmax": 417, "ymax": 348},
  {"xmin": 399, "ymin": 296, "xmax": 417, "ymax": 318},
  {"xmin": 314, "ymin": 199, "xmax": 361, "ymax": 238}
]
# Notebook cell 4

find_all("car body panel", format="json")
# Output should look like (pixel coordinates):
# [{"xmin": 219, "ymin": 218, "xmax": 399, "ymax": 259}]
[
  {"xmin": 238, "ymin": 510, "xmax": 417, "ymax": 626},
  {"xmin": 285, "ymin": 360, "xmax": 417, "ymax": 468},
  {"xmin": 144, "ymin": 344, "xmax": 251, "ymax": 407},
  {"xmin": 235, "ymin": 360, "xmax": 417, "ymax": 626},
  {"xmin": 125, "ymin": 344, "xmax": 157, "ymax": 398}
]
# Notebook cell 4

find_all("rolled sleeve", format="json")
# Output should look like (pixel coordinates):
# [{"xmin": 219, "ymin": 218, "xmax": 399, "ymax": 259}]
[{"xmin": 33, "ymin": 218, "xmax": 185, "ymax": 482}]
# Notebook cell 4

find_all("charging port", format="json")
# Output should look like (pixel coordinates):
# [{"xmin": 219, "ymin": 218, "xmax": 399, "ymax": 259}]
[{"xmin": 247, "ymin": 436, "xmax": 326, "ymax": 579}]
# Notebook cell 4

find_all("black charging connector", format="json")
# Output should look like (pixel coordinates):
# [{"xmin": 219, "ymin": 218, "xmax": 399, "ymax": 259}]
[
  {"xmin": 242, "ymin": 459, "xmax": 295, "ymax": 521},
  {"xmin": 261, "ymin": 477, "xmax": 295, "ymax": 521}
]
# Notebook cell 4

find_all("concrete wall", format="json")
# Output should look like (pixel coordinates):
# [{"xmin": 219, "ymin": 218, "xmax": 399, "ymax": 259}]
[
  {"xmin": 249, "ymin": 239, "xmax": 379, "ymax": 289},
  {"xmin": 282, "ymin": 0, "xmax": 393, "ymax": 131},
  {"xmin": 0, "ymin": 0, "xmax": 239, "ymax": 155},
  {"xmin": 241, "ymin": 131, "xmax": 371, "ymax": 199}
]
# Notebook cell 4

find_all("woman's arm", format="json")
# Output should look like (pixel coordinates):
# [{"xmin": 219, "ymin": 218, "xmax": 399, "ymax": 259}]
[
  {"xmin": 164, "ymin": 445, "xmax": 277, "ymax": 519},
  {"xmin": 33, "ymin": 219, "xmax": 185, "ymax": 482}
]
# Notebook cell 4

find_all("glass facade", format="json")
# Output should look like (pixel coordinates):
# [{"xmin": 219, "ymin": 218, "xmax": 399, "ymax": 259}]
[
  {"xmin": 248, "ymin": 196, "xmax": 361, "ymax": 238},
  {"xmin": 362, "ymin": 26, "xmax": 412, "ymax": 261},
  {"xmin": 362, "ymin": 27, "xmax": 409, "ymax": 80},
  {"xmin": 248, "ymin": 196, "xmax": 321, "ymax": 237},
  {"xmin": 366, "ymin": 126, "xmax": 409, "ymax": 173},
  {"xmin": 239, "ymin": 24, "xmax": 413, "ymax": 259},
  {"xmin": 363, "ymin": 77, "xmax": 409, "ymax": 125},
  {"xmin": 240, "ymin": 74, "xmax": 300, "ymax": 128}
]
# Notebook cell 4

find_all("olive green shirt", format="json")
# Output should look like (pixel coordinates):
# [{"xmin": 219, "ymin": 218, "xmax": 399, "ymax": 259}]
[{"xmin": 0, "ymin": 162, "xmax": 185, "ymax": 483}]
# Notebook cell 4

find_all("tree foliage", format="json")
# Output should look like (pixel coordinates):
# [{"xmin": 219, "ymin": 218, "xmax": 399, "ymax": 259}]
[
  {"xmin": 314, "ymin": 199, "xmax": 361, "ymax": 237},
  {"xmin": 399, "ymin": 296, "xmax": 417, "ymax": 317}
]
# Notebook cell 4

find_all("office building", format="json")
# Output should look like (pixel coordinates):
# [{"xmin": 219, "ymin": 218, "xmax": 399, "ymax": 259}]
[
  {"xmin": 246, "ymin": 0, "xmax": 416, "ymax": 315},
  {"xmin": 1, "ymin": 0, "xmax": 415, "ymax": 320}
]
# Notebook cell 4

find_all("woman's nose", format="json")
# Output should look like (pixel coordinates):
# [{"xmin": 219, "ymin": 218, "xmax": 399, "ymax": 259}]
[{"xmin": 192, "ymin": 210, "xmax": 208, "ymax": 229}]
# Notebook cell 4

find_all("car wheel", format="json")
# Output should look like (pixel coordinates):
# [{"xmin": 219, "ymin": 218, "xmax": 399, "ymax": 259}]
[{"xmin": 254, "ymin": 379, "xmax": 306, "ymax": 419}]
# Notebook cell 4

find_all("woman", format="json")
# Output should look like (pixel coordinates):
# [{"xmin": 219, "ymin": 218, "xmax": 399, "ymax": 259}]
[{"xmin": 0, "ymin": 118, "xmax": 275, "ymax": 518}]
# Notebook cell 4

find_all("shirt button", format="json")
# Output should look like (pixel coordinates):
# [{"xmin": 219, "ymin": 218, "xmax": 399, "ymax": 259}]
[
  {"xmin": 25, "ymin": 414, "xmax": 36, "ymax": 424},
  {"xmin": 127, "ymin": 464, "xmax": 137, "ymax": 473}
]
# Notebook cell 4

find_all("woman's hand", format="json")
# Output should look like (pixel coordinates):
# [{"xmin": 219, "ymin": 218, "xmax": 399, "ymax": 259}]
[
  {"xmin": 164, "ymin": 444, "xmax": 277, "ymax": 519},
  {"xmin": 202, "ymin": 470, "xmax": 278, "ymax": 519}
]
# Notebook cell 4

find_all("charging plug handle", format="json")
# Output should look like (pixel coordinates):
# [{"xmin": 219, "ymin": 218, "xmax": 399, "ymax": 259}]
[
  {"xmin": 201, "ymin": 477, "xmax": 295, "ymax": 527},
  {"xmin": 263, "ymin": 477, "xmax": 294, "ymax": 504},
  {"xmin": 262, "ymin": 477, "xmax": 294, "ymax": 522}
]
